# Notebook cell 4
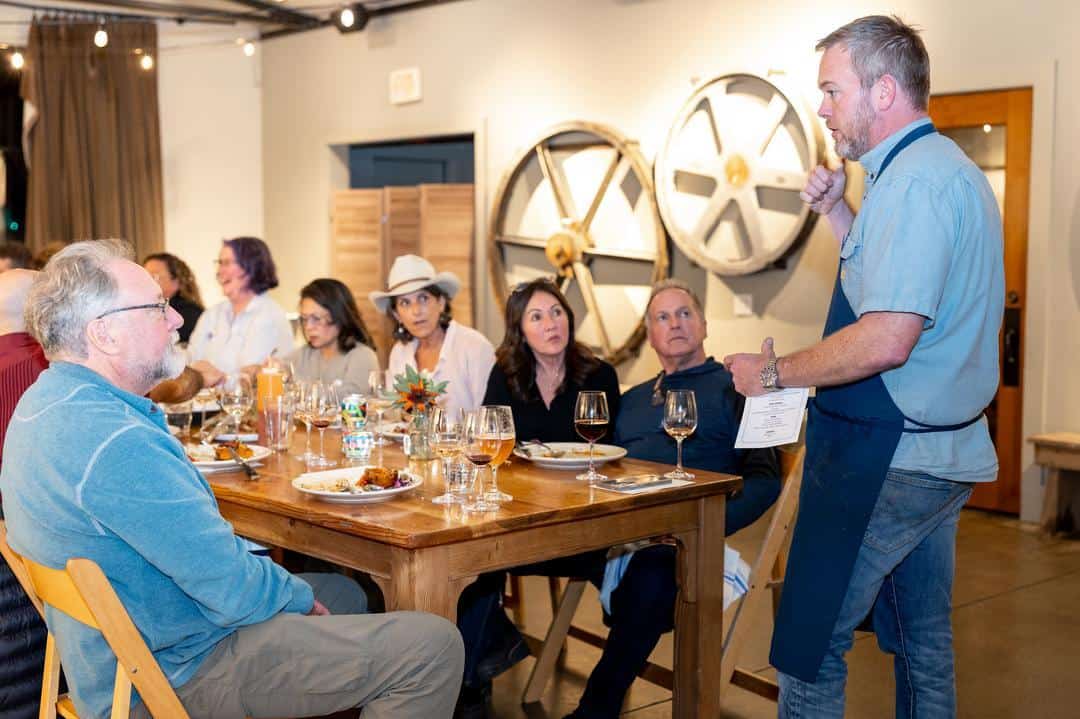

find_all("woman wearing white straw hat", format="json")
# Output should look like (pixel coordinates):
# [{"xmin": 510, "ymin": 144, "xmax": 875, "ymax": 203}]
[{"xmin": 370, "ymin": 255, "xmax": 495, "ymax": 420}]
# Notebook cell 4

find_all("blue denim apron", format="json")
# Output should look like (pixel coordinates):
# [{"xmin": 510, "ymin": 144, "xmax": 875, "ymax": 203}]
[{"xmin": 769, "ymin": 123, "xmax": 982, "ymax": 681}]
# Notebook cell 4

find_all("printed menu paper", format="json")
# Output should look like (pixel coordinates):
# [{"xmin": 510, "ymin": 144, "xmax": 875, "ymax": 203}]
[{"xmin": 734, "ymin": 387, "xmax": 810, "ymax": 448}]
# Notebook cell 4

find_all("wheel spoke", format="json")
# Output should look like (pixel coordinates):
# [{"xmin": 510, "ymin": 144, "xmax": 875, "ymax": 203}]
[
  {"xmin": 753, "ymin": 167, "xmax": 807, "ymax": 192},
  {"xmin": 495, "ymin": 234, "xmax": 549, "ymax": 250},
  {"xmin": 732, "ymin": 189, "xmax": 767, "ymax": 260},
  {"xmin": 690, "ymin": 94, "xmax": 724, "ymax": 156},
  {"xmin": 582, "ymin": 245, "xmax": 658, "ymax": 263},
  {"xmin": 535, "ymin": 144, "xmax": 577, "ymax": 222},
  {"xmin": 756, "ymin": 93, "xmax": 792, "ymax": 157},
  {"xmin": 689, "ymin": 188, "xmax": 734, "ymax": 247},
  {"xmin": 571, "ymin": 260, "xmax": 613, "ymax": 358},
  {"xmin": 581, "ymin": 152, "xmax": 625, "ymax": 233}
]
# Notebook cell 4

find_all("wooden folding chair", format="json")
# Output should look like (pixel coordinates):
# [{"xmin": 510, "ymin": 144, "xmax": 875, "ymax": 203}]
[
  {"xmin": 0, "ymin": 521, "xmax": 191, "ymax": 719},
  {"xmin": 522, "ymin": 447, "xmax": 805, "ymax": 705}
]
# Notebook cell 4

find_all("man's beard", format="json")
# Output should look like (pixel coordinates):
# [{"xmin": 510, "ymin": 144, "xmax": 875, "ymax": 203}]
[
  {"xmin": 137, "ymin": 333, "xmax": 186, "ymax": 389},
  {"xmin": 835, "ymin": 93, "xmax": 875, "ymax": 161}
]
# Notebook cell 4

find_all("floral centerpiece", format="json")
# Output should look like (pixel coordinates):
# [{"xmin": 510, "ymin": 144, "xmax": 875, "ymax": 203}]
[{"xmin": 392, "ymin": 365, "xmax": 448, "ymax": 459}]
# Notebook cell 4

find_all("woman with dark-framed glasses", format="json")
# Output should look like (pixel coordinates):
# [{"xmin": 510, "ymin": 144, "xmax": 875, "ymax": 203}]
[{"xmin": 285, "ymin": 278, "xmax": 378, "ymax": 395}]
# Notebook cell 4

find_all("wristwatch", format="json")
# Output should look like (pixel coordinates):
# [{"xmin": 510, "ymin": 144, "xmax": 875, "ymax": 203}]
[{"xmin": 760, "ymin": 358, "xmax": 781, "ymax": 390}]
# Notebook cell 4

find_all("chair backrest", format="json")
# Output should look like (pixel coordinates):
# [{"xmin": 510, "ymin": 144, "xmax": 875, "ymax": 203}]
[{"xmin": 0, "ymin": 521, "xmax": 190, "ymax": 719}]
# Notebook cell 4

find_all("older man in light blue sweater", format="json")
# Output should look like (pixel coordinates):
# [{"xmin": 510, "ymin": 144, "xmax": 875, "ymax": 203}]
[{"xmin": 0, "ymin": 240, "xmax": 463, "ymax": 719}]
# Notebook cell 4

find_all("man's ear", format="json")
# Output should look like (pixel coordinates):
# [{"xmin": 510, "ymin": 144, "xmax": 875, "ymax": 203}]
[
  {"xmin": 874, "ymin": 74, "xmax": 898, "ymax": 112},
  {"xmin": 86, "ymin": 318, "xmax": 121, "ymax": 356}
]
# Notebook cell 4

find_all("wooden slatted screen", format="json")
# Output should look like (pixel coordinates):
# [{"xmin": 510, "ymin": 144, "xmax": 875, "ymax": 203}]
[{"xmin": 419, "ymin": 183, "xmax": 475, "ymax": 327}]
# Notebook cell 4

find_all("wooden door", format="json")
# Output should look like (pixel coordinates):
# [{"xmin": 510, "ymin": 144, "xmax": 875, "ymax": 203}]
[
  {"xmin": 329, "ymin": 189, "xmax": 388, "ymax": 358},
  {"xmin": 419, "ymin": 183, "xmax": 475, "ymax": 328},
  {"xmin": 929, "ymin": 88, "xmax": 1032, "ymax": 514}
]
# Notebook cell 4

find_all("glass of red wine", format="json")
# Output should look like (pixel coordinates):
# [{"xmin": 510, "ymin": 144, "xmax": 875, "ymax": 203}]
[
  {"xmin": 574, "ymin": 390, "xmax": 610, "ymax": 484},
  {"xmin": 308, "ymin": 381, "xmax": 339, "ymax": 468},
  {"xmin": 462, "ymin": 407, "xmax": 501, "ymax": 512}
]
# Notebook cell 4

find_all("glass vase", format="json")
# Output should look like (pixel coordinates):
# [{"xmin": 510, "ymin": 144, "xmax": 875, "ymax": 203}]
[{"xmin": 406, "ymin": 408, "xmax": 435, "ymax": 460}]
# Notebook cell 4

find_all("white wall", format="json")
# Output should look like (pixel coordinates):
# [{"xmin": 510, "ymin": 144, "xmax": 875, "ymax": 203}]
[
  {"xmin": 257, "ymin": 0, "xmax": 1074, "ymax": 522},
  {"xmin": 158, "ymin": 27, "xmax": 264, "ymax": 307}
]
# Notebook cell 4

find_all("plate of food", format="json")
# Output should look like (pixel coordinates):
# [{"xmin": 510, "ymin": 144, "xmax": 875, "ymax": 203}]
[
  {"xmin": 292, "ymin": 466, "xmax": 422, "ymax": 503},
  {"xmin": 185, "ymin": 441, "xmax": 272, "ymax": 470},
  {"xmin": 377, "ymin": 422, "xmax": 409, "ymax": 441},
  {"xmin": 513, "ymin": 442, "xmax": 628, "ymax": 471}
]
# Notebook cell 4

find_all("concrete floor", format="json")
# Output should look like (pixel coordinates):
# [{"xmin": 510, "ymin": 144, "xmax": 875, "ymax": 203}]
[{"xmin": 487, "ymin": 508, "xmax": 1080, "ymax": 718}]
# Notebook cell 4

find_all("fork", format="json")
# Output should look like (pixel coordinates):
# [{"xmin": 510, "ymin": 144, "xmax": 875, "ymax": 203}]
[
  {"xmin": 223, "ymin": 444, "xmax": 260, "ymax": 480},
  {"xmin": 523, "ymin": 439, "xmax": 565, "ymax": 458}
]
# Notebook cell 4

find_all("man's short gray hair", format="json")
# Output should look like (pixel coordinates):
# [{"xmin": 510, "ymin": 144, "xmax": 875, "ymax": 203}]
[
  {"xmin": 817, "ymin": 15, "xmax": 930, "ymax": 111},
  {"xmin": 26, "ymin": 239, "xmax": 134, "ymax": 359},
  {"xmin": 645, "ymin": 278, "xmax": 704, "ymax": 320}
]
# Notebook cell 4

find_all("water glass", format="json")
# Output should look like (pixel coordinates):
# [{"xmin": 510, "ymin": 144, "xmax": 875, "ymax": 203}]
[
  {"xmin": 263, "ymin": 396, "xmax": 296, "ymax": 452},
  {"xmin": 164, "ymin": 400, "xmax": 192, "ymax": 440}
]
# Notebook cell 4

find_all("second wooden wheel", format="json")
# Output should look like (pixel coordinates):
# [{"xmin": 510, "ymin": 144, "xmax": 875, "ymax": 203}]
[{"xmin": 488, "ymin": 122, "xmax": 668, "ymax": 365}]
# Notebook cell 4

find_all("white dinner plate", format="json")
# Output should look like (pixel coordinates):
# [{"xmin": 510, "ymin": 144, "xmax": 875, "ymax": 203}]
[
  {"xmin": 292, "ymin": 467, "xmax": 422, "ymax": 504},
  {"xmin": 186, "ymin": 444, "xmax": 272, "ymax": 470},
  {"xmin": 377, "ymin": 423, "xmax": 408, "ymax": 441},
  {"xmin": 512, "ymin": 443, "xmax": 628, "ymax": 471},
  {"xmin": 214, "ymin": 432, "xmax": 260, "ymax": 443}
]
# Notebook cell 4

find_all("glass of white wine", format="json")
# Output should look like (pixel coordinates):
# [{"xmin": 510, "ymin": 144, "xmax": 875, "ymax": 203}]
[
  {"xmin": 480, "ymin": 405, "xmax": 515, "ymax": 504},
  {"xmin": 663, "ymin": 389, "xmax": 697, "ymax": 480},
  {"xmin": 367, "ymin": 369, "xmax": 394, "ymax": 446},
  {"xmin": 430, "ymin": 406, "xmax": 462, "ymax": 505}
]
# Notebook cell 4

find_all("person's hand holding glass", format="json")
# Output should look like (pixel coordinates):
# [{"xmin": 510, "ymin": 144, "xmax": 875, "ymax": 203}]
[
  {"xmin": 307, "ymin": 381, "xmax": 339, "ymax": 468},
  {"xmin": 430, "ymin": 407, "xmax": 463, "ymax": 505},
  {"xmin": 663, "ymin": 389, "xmax": 697, "ymax": 480},
  {"xmin": 367, "ymin": 369, "xmax": 394, "ymax": 446},
  {"xmin": 574, "ymin": 390, "xmax": 610, "ymax": 484},
  {"xmin": 461, "ymin": 407, "xmax": 501, "ymax": 512}
]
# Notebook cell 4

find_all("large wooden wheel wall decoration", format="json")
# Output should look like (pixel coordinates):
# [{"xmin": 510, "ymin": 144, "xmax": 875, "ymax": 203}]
[
  {"xmin": 654, "ymin": 73, "xmax": 823, "ymax": 275},
  {"xmin": 488, "ymin": 122, "xmax": 668, "ymax": 365}
]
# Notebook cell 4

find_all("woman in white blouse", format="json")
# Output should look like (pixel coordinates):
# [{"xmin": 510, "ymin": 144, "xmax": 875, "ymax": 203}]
[
  {"xmin": 369, "ymin": 255, "xmax": 494, "ymax": 420},
  {"xmin": 285, "ymin": 278, "xmax": 378, "ymax": 395},
  {"xmin": 188, "ymin": 237, "xmax": 294, "ymax": 386}
]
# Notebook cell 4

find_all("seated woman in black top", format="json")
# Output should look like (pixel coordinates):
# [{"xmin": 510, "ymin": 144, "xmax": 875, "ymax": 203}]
[{"xmin": 483, "ymin": 277, "xmax": 620, "ymax": 440}]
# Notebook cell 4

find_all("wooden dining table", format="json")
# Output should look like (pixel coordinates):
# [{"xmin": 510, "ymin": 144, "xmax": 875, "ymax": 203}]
[{"xmin": 205, "ymin": 432, "xmax": 741, "ymax": 718}]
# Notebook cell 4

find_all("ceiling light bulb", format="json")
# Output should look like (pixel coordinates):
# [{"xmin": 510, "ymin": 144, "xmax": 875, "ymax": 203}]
[
  {"xmin": 243, "ymin": 42, "xmax": 255, "ymax": 57},
  {"xmin": 340, "ymin": 7, "xmax": 355, "ymax": 28},
  {"xmin": 94, "ymin": 28, "xmax": 108, "ymax": 48},
  {"xmin": 982, "ymin": 123, "xmax": 992, "ymax": 134},
  {"xmin": 140, "ymin": 54, "xmax": 154, "ymax": 70},
  {"xmin": 10, "ymin": 51, "xmax": 23, "ymax": 70}
]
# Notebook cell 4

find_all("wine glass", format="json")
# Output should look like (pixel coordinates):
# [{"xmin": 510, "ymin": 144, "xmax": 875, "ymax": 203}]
[
  {"xmin": 430, "ymin": 407, "xmax": 462, "ymax": 505},
  {"xmin": 308, "ymin": 381, "xmax": 339, "ymax": 468},
  {"xmin": 663, "ymin": 389, "xmax": 698, "ymax": 480},
  {"xmin": 462, "ymin": 407, "xmax": 501, "ymax": 512},
  {"xmin": 574, "ymin": 391, "xmax": 610, "ymax": 484},
  {"xmin": 367, "ymin": 369, "xmax": 394, "ymax": 446},
  {"xmin": 218, "ymin": 373, "xmax": 253, "ymax": 438},
  {"xmin": 480, "ymin": 405, "xmax": 515, "ymax": 504},
  {"xmin": 292, "ymin": 380, "xmax": 316, "ymax": 462}
]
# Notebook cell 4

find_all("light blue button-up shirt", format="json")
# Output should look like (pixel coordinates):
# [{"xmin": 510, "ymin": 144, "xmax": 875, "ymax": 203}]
[{"xmin": 840, "ymin": 118, "xmax": 1004, "ymax": 482}]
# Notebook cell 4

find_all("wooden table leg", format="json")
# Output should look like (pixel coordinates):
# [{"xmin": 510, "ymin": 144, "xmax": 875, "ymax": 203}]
[
  {"xmin": 673, "ymin": 494, "xmax": 726, "ymax": 719},
  {"xmin": 1040, "ymin": 467, "xmax": 1062, "ymax": 535},
  {"xmin": 387, "ymin": 546, "xmax": 474, "ymax": 622}
]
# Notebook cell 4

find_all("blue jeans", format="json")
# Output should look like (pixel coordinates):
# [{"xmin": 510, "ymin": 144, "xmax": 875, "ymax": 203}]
[{"xmin": 778, "ymin": 469, "xmax": 973, "ymax": 719}]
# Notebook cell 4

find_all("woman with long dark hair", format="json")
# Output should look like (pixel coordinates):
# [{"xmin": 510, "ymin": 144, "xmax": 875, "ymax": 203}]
[
  {"xmin": 143, "ymin": 252, "xmax": 204, "ymax": 344},
  {"xmin": 187, "ymin": 237, "xmax": 294, "ymax": 385},
  {"xmin": 285, "ymin": 278, "xmax": 377, "ymax": 395},
  {"xmin": 482, "ymin": 277, "xmax": 620, "ymax": 441}
]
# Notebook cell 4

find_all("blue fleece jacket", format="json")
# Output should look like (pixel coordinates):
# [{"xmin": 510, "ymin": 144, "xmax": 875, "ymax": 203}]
[{"xmin": 0, "ymin": 363, "xmax": 314, "ymax": 718}]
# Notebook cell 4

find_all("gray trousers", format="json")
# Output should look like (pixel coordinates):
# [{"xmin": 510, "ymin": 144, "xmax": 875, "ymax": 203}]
[{"xmin": 133, "ymin": 573, "xmax": 464, "ymax": 719}]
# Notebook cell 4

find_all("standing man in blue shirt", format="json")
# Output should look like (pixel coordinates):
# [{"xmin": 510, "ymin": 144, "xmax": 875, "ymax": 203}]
[
  {"xmin": 725, "ymin": 15, "xmax": 1003, "ymax": 718},
  {"xmin": 1, "ymin": 240, "xmax": 464, "ymax": 719}
]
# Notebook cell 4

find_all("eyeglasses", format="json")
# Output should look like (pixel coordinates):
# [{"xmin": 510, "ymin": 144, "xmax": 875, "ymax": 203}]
[
  {"xmin": 299, "ymin": 313, "xmax": 334, "ymax": 327},
  {"xmin": 510, "ymin": 277, "xmax": 560, "ymax": 295},
  {"xmin": 95, "ymin": 298, "xmax": 171, "ymax": 320}
]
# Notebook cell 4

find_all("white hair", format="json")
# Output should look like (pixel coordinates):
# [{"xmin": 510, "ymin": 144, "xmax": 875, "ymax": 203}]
[{"xmin": 26, "ymin": 239, "xmax": 134, "ymax": 358}]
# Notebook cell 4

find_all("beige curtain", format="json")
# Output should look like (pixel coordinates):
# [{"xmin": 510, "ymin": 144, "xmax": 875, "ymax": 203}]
[{"xmin": 21, "ymin": 19, "xmax": 164, "ymax": 259}]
